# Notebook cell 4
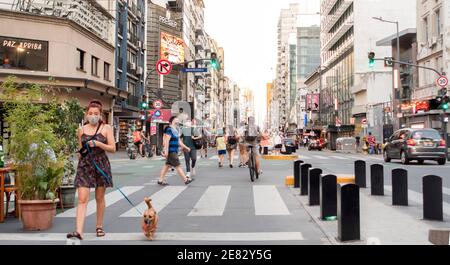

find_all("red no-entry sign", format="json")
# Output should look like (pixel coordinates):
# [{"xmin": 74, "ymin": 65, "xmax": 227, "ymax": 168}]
[{"xmin": 156, "ymin": 59, "xmax": 172, "ymax": 75}]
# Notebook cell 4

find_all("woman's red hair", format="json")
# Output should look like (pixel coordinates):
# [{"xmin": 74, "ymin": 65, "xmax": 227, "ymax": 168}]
[{"xmin": 87, "ymin": 100, "xmax": 103, "ymax": 113}]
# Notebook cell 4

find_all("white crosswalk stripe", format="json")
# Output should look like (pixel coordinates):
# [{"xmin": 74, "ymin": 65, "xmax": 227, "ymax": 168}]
[
  {"xmin": 299, "ymin": 155, "xmax": 311, "ymax": 160},
  {"xmin": 120, "ymin": 186, "xmax": 187, "ymax": 217},
  {"xmin": 385, "ymin": 186, "xmax": 450, "ymax": 214},
  {"xmin": 312, "ymin": 155, "xmax": 330, "ymax": 160},
  {"xmin": 188, "ymin": 186, "xmax": 231, "ymax": 216},
  {"xmin": 330, "ymin": 156, "xmax": 348, "ymax": 160},
  {"xmin": 62, "ymin": 185, "xmax": 293, "ymax": 218},
  {"xmin": 253, "ymin": 186, "xmax": 290, "ymax": 216},
  {"xmin": 57, "ymin": 186, "xmax": 144, "ymax": 218}
]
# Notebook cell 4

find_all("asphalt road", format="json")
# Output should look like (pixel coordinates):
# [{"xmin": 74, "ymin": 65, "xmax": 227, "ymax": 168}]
[{"xmin": 1, "ymin": 148, "xmax": 449, "ymax": 245}]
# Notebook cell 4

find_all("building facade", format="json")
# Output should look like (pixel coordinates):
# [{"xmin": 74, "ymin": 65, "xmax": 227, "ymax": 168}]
[
  {"xmin": 320, "ymin": 0, "xmax": 416, "ymax": 149},
  {"xmin": 0, "ymin": 8, "xmax": 125, "ymax": 143}
]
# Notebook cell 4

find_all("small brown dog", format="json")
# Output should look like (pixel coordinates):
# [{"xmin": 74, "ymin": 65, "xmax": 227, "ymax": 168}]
[{"xmin": 141, "ymin": 197, "xmax": 159, "ymax": 240}]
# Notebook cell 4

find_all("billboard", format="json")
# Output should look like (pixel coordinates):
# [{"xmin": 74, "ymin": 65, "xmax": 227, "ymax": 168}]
[
  {"xmin": 306, "ymin": 94, "xmax": 320, "ymax": 111},
  {"xmin": 160, "ymin": 32, "xmax": 185, "ymax": 64}
]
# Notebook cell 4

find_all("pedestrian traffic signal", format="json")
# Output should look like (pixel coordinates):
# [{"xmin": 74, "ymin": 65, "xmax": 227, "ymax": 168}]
[
  {"xmin": 368, "ymin": 52, "xmax": 376, "ymax": 68},
  {"xmin": 210, "ymin": 52, "xmax": 220, "ymax": 70}
]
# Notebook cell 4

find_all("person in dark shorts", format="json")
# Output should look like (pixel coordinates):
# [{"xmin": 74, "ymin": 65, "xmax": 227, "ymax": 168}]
[
  {"xmin": 67, "ymin": 100, "xmax": 116, "ymax": 241},
  {"xmin": 158, "ymin": 116, "xmax": 193, "ymax": 186}
]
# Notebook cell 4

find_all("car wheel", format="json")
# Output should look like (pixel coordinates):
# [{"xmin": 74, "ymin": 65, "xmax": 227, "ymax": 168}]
[
  {"xmin": 401, "ymin": 151, "xmax": 409, "ymax": 165},
  {"xmin": 383, "ymin": 151, "xmax": 391, "ymax": 163},
  {"xmin": 438, "ymin": 158, "xmax": 447, "ymax": 165}
]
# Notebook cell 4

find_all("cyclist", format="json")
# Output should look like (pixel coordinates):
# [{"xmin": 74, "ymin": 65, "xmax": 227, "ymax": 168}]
[{"xmin": 243, "ymin": 118, "xmax": 263, "ymax": 176}]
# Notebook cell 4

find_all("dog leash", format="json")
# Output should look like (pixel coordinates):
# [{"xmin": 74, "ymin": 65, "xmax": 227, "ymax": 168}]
[{"xmin": 86, "ymin": 141, "xmax": 143, "ymax": 215}]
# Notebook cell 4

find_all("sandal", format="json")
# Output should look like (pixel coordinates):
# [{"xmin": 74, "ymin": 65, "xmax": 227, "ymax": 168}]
[
  {"xmin": 67, "ymin": 231, "xmax": 83, "ymax": 240},
  {"xmin": 158, "ymin": 181, "xmax": 169, "ymax": 186},
  {"xmin": 185, "ymin": 178, "xmax": 194, "ymax": 185},
  {"xmin": 96, "ymin": 228, "xmax": 106, "ymax": 237}
]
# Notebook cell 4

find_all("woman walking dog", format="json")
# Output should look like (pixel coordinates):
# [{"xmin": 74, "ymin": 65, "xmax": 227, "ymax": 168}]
[{"xmin": 67, "ymin": 100, "xmax": 116, "ymax": 241}]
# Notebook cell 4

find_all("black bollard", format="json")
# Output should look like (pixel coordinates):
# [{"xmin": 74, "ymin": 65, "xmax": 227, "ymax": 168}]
[
  {"xmin": 293, "ymin": 160, "xmax": 304, "ymax": 188},
  {"xmin": 320, "ymin": 174, "xmax": 337, "ymax": 220},
  {"xmin": 263, "ymin": 147, "xmax": 269, "ymax": 155},
  {"xmin": 338, "ymin": 183, "xmax": 360, "ymax": 242},
  {"xmin": 392, "ymin": 169, "xmax": 408, "ymax": 206},
  {"xmin": 423, "ymin": 175, "xmax": 443, "ymax": 221},
  {"xmin": 300, "ymin": 164, "xmax": 312, "ymax": 196},
  {"xmin": 354, "ymin": 160, "xmax": 367, "ymax": 188},
  {"xmin": 370, "ymin": 164, "xmax": 384, "ymax": 196},
  {"xmin": 308, "ymin": 168, "xmax": 323, "ymax": 206}
]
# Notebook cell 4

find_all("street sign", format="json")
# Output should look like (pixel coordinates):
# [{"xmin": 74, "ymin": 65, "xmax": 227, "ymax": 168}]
[
  {"xmin": 436, "ymin": 76, "xmax": 448, "ymax": 88},
  {"xmin": 182, "ymin": 68, "xmax": 208, "ymax": 73},
  {"xmin": 156, "ymin": 59, "xmax": 172, "ymax": 75},
  {"xmin": 153, "ymin": 100, "xmax": 163, "ymax": 109},
  {"xmin": 153, "ymin": 110, "xmax": 162, "ymax": 118}
]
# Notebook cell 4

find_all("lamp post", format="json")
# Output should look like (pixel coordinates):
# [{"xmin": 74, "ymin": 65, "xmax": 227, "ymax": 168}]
[{"xmin": 372, "ymin": 16, "xmax": 400, "ymax": 130}]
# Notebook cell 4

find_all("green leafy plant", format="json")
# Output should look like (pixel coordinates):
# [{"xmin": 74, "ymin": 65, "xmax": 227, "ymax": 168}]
[
  {"xmin": 0, "ymin": 76, "xmax": 66, "ymax": 200},
  {"xmin": 52, "ymin": 99, "xmax": 84, "ymax": 186}
]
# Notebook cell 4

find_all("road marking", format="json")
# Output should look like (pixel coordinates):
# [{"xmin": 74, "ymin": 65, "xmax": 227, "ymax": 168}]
[
  {"xmin": 253, "ymin": 186, "xmax": 290, "ymax": 216},
  {"xmin": 312, "ymin": 155, "xmax": 329, "ymax": 160},
  {"xmin": 299, "ymin": 155, "xmax": 311, "ymax": 160},
  {"xmin": 0, "ymin": 232, "xmax": 304, "ymax": 242},
  {"xmin": 385, "ymin": 186, "xmax": 450, "ymax": 214},
  {"xmin": 444, "ymin": 187, "xmax": 450, "ymax": 196},
  {"xmin": 142, "ymin": 165, "xmax": 155, "ymax": 169},
  {"xmin": 74, "ymin": 188, "xmax": 95, "ymax": 198},
  {"xmin": 330, "ymin": 156, "xmax": 348, "ymax": 160},
  {"xmin": 209, "ymin": 155, "xmax": 218, "ymax": 160},
  {"xmin": 57, "ymin": 186, "xmax": 144, "ymax": 218},
  {"xmin": 188, "ymin": 186, "xmax": 231, "ymax": 216},
  {"xmin": 120, "ymin": 186, "xmax": 187, "ymax": 217}
]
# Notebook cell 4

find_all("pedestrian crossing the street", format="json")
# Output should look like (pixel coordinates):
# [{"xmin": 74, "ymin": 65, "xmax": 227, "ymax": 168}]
[{"xmin": 57, "ymin": 185, "xmax": 292, "ymax": 219}]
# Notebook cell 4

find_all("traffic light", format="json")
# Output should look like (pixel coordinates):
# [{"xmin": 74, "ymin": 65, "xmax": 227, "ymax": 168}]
[
  {"xmin": 436, "ymin": 88, "xmax": 449, "ymax": 111},
  {"xmin": 140, "ymin": 95, "xmax": 149, "ymax": 110},
  {"xmin": 368, "ymin": 52, "xmax": 376, "ymax": 68},
  {"xmin": 210, "ymin": 52, "xmax": 220, "ymax": 70}
]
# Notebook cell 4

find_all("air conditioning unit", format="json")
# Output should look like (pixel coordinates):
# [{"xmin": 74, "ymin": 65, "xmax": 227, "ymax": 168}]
[
  {"xmin": 137, "ymin": 66, "xmax": 143, "ymax": 75},
  {"xmin": 127, "ymin": 32, "xmax": 131, "ymax": 40},
  {"xmin": 131, "ymin": 63, "xmax": 136, "ymax": 70}
]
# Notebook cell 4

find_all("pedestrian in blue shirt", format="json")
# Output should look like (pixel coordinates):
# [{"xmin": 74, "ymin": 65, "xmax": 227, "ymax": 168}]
[{"xmin": 158, "ymin": 116, "xmax": 193, "ymax": 186}]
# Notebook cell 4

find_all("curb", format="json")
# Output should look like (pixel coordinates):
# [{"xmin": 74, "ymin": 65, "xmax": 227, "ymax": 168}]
[{"xmin": 262, "ymin": 155, "xmax": 299, "ymax": 161}]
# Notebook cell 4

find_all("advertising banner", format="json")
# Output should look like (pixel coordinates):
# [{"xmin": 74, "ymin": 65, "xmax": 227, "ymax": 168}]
[{"xmin": 160, "ymin": 32, "xmax": 185, "ymax": 64}]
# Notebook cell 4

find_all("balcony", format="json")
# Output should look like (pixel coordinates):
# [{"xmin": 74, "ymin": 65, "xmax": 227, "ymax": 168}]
[
  {"xmin": 322, "ymin": 15, "xmax": 353, "ymax": 52},
  {"xmin": 195, "ymin": 36, "xmax": 205, "ymax": 50},
  {"xmin": 195, "ymin": 23, "xmax": 204, "ymax": 36},
  {"xmin": 322, "ymin": 0, "xmax": 353, "ymax": 34}
]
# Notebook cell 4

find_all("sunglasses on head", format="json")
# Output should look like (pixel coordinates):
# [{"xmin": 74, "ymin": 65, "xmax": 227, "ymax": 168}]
[{"xmin": 90, "ymin": 100, "xmax": 102, "ymax": 106}]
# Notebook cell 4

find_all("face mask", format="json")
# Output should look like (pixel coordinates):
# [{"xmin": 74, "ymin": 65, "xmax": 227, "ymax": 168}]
[{"xmin": 88, "ymin": 115, "xmax": 100, "ymax": 125}]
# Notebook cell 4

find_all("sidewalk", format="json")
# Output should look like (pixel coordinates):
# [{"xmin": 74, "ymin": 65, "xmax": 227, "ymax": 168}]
[{"xmin": 290, "ymin": 186, "xmax": 450, "ymax": 245}]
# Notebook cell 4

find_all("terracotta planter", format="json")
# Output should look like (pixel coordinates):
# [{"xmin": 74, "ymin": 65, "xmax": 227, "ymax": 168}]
[{"xmin": 19, "ymin": 200, "xmax": 57, "ymax": 231}]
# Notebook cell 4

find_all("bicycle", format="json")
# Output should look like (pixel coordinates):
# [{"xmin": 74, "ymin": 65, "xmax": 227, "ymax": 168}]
[{"xmin": 247, "ymin": 145, "xmax": 259, "ymax": 182}]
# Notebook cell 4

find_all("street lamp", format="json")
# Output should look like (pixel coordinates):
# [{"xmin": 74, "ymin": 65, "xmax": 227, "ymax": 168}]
[{"xmin": 372, "ymin": 16, "xmax": 400, "ymax": 130}]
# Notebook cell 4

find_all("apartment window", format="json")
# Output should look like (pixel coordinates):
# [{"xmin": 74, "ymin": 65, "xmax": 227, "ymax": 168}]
[
  {"xmin": 91, "ymin": 56, "xmax": 99, "ymax": 76},
  {"xmin": 104, "ymin": 62, "xmax": 110, "ymax": 81},
  {"xmin": 77, "ymin": 49, "xmax": 85, "ymax": 71},
  {"xmin": 423, "ymin": 16, "xmax": 429, "ymax": 41},
  {"xmin": 435, "ymin": 9, "xmax": 441, "ymax": 37}
]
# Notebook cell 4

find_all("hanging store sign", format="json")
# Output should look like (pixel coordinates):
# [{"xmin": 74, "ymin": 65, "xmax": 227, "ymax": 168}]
[
  {"xmin": 160, "ymin": 32, "xmax": 185, "ymax": 64},
  {"xmin": 159, "ymin": 16, "xmax": 178, "ymax": 28}
]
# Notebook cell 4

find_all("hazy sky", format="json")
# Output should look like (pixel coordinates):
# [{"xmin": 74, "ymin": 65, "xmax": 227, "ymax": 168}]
[{"xmin": 204, "ymin": 0, "xmax": 320, "ymax": 126}]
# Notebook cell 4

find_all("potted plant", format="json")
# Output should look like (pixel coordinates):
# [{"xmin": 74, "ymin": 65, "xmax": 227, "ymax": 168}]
[
  {"xmin": 52, "ymin": 99, "xmax": 84, "ymax": 209},
  {"xmin": 1, "ymin": 77, "xmax": 66, "ymax": 231}
]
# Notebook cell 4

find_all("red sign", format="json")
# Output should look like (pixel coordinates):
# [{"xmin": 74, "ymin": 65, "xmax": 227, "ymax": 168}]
[
  {"xmin": 148, "ymin": 109, "xmax": 172, "ymax": 122},
  {"xmin": 156, "ymin": 59, "xmax": 172, "ymax": 75},
  {"xmin": 437, "ymin": 76, "xmax": 448, "ymax": 88},
  {"xmin": 153, "ymin": 100, "xmax": 163, "ymax": 109}
]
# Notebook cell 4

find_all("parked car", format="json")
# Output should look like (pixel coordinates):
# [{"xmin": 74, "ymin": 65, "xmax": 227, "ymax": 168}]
[
  {"xmin": 308, "ymin": 138, "xmax": 322, "ymax": 151},
  {"xmin": 383, "ymin": 128, "xmax": 447, "ymax": 165}
]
